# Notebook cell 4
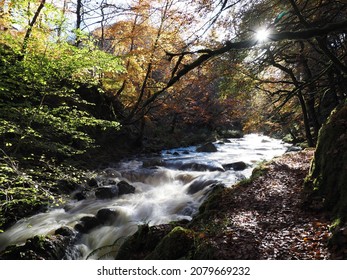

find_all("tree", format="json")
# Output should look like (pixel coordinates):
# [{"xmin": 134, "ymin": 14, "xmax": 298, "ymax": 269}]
[{"xmin": 21, "ymin": 0, "xmax": 46, "ymax": 58}]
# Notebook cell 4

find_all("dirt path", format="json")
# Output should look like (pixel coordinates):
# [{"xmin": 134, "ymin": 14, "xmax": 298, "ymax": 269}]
[{"xmin": 198, "ymin": 149, "xmax": 332, "ymax": 259}]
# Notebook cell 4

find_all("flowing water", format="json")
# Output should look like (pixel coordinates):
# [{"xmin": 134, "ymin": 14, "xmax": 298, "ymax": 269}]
[{"xmin": 0, "ymin": 134, "xmax": 291, "ymax": 259}]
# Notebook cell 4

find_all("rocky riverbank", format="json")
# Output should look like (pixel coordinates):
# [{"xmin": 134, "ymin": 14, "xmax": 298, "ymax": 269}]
[
  {"xmin": 1, "ymin": 149, "xmax": 340, "ymax": 260},
  {"xmin": 112, "ymin": 149, "xmax": 341, "ymax": 260}
]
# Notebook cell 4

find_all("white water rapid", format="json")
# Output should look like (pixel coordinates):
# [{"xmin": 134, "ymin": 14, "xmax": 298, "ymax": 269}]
[{"xmin": 0, "ymin": 134, "xmax": 291, "ymax": 259}]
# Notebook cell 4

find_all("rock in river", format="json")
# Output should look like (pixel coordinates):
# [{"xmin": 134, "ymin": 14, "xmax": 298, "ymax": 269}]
[{"xmin": 196, "ymin": 142, "xmax": 217, "ymax": 153}]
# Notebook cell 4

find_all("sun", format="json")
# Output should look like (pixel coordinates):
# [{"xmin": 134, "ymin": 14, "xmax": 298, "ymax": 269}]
[{"xmin": 255, "ymin": 28, "xmax": 270, "ymax": 42}]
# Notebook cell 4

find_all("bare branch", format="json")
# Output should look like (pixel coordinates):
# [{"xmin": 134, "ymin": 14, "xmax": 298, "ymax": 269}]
[{"xmin": 135, "ymin": 19, "xmax": 347, "ymax": 120}]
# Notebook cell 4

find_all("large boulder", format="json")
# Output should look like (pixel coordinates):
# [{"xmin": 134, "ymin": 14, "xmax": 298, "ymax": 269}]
[
  {"xmin": 180, "ymin": 162, "xmax": 224, "ymax": 172},
  {"xmin": 74, "ymin": 216, "xmax": 101, "ymax": 233},
  {"xmin": 117, "ymin": 181, "xmax": 136, "ymax": 195},
  {"xmin": 145, "ymin": 226, "xmax": 196, "ymax": 259},
  {"xmin": 0, "ymin": 232, "xmax": 75, "ymax": 260},
  {"xmin": 96, "ymin": 208, "xmax": 119, "ymax": 225},
  {"xmin": 305, "ymin": 102, "xmax": 347, "ymax": 218},
  {"xmin": 187, "ymin": 180, "xmax": 218, "ymax": 195},
  {"xmin": 196, "ymin": 142, "xmax": 217, "ymax": 153},
  {"xmin": 223, "ymin": 161, "xmax": 248, "ymax": 171},
  {"xmin": 95, "ymin": 186, "xmax": 119, "ymax": 199},
  {"xmin": 116, "ymin": 224, "xmax": 174, "ymax": 260}
]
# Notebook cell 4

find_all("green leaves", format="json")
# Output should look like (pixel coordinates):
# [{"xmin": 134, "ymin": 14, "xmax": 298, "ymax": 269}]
[{"xmin": 0, "ymin": 28, "xmax": 123, "ymax": 158}]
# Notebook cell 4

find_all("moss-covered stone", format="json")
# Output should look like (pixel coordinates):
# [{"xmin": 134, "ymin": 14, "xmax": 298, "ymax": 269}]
[
  {"xmin": 305, "ymin": 102, "xmax": 347, "ymax": 219},
  {"xmin": 115, "ymin": 224, "xmax": 174, "ymax": 260},
  {"xmin": 0, "ymin": 233, "xmax": 74, "ymax": 260},
  {"xmin": 197, "ymin": 184, "xmax": 225, "ymax": 214},
  {"xmin": 145, "ymin": 226, "xmax": 196, "ymax": 260}
]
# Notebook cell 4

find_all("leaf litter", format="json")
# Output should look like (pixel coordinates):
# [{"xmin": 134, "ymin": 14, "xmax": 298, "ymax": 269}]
[{"xmin": 195, "ymin": 149, "xmax": 332, "ymax": 259}]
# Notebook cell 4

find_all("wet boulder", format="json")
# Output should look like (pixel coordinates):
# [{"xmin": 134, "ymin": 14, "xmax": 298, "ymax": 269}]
[
  {"xmin": 95, "ymin": 185, "xmax": 119, "ymax": 199},
  {"xmin": 96, "ymin": 208, "xmax": 119, "ymax": 225},
  {"xmin": 145, "ymin": 226, "xmax": 196, "ymax": 260},
  {"xmin": 73, "ymin": 191, "xmax": 87, "ymax": 201},
  {"xmin": 223, "ymin": 161, "xmax": 248, "ymax": 171},
  {"xmin": 55, "ymin": 226, "xmax": 75, "ymax": 237},
  {"xmin": 180, "ymin": 162, "xmax": 224, "ymax": 172},
  {"xmin": 117, "ymin": 181, "xmax": 136, "ymax": 195},
  {"xmin": 116, "ymin": 224, "xmax": 174, "ymax": 260},
  {"xmin": 196, "ymin": 142, "xmax": 218, "ymax": 153},
  {"xmin": 74, "ymin": 216, "xmax": 101, "ymax": 233},
  {"xmin": 0, "ymin": 234, "xmax": 73, "ymax": 260},
  {"xmin": 187, "ymin": 179, "xmax": 218, "ymax": 194},
  {"xmin": 87, "ymin": 178, "xmax": 98, "ymax": 188}
]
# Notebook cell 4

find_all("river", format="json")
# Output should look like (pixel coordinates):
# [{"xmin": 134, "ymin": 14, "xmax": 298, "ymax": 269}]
[{"xmin": 0, "ymin": 134, "xmax": 291, "ymax": 259}]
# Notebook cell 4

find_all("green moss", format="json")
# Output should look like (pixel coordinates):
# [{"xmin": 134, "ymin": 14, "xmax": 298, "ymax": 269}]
[
  {"xmin": 197, "ymin": 184, "xmax": 225, "ymax": 215},
  {"xmin": 305, "ymin": 102, "xmax": 347, "ymax": 220},
  {"xmin": 115, "ymin": 224, "xmax": 174, "ymax": 260},
  {"xmin": 0, "ymin": 186, "xmax": 53, "ymax": 230},
  {"xmin": 145, "ymin": 226, "xmax": 196, "ymax": 260}
]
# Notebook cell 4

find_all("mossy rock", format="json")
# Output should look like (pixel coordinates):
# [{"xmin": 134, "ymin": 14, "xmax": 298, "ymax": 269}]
[
  {"xmin": 116, "ymin": 224, "xmax": 174, "ymax": 260},
  {"xmin": 145, "ymin": 226, "xmax": 196, "ymax": 260},
  {"xmin": 0, "ymin": 234, "xmax": 73, "ymax": 260},
  {"xmin": 305, "ymin": 102, "xmax": 347, "ymax": 219},
  {"xmin": 195, "ymin": 184, "xmax": 224, "ymax": 217}
]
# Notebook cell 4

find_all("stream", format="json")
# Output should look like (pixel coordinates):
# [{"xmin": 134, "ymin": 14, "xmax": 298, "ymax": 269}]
[{"xmin": 0, "ymin": 134, "xmax": 291, "ymax": 259}]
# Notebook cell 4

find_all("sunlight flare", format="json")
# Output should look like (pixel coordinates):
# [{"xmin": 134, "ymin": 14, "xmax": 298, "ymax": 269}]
[{"xmin": 255, "ymin": 27, "xmax": 270, "ymax": 42}]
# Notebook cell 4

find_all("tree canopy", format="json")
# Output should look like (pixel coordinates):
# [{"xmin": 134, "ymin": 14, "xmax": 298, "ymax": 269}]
[{"xmin": 0, "ymin": 0, "xmax": 347, "ymax": 260}]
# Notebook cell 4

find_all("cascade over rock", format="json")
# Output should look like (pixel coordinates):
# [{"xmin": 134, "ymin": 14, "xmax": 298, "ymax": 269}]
[
  {"xmin": 196, "ymin": 142, "xmax": 218, "ymax": 153},
  {"xmin": 0, "ymin": 134, "xmax": 290, "ymax": 259}
]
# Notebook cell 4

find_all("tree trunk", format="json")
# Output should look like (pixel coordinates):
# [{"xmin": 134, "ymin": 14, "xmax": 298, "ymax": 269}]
[
  {"xmin": 20, "ymin": 0, "xmax": 46, "ymax": 60},
  {"xmin": 75, "ymin": 0, "xmax": 82, "ymax": 47},
  {"xmin": 297, "ymin": 91, "xmax": 315, "ymax": 147}
]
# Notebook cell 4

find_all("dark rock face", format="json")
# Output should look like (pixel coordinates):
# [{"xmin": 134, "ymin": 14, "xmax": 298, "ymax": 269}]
[
  {"xmin": 87, "ymin": 178, "xmax": 98, "ymax": 187},
  {"xmin": 116, "ymin": 224, "xmax": 174, "ymax": 260},
  {"xmin": 74, "ymin": 216, "xmax": 101, "ymax": 233},
  {"xmin": 187, "ymin": 180, "xmax": 218, "ymax": 195},
  {"xmin": 305, "ymin": 103, "xmax": 347, "ymax": 217},
  {"xmin": 96, "ymin": 208, "xmax": 119, "ymax": 225},
  {"xmin": 146, "ymin": 226, "xmax": 195, "ymax": 259},
  {"xmin": 55, "ymin": 226, "xmax": 75, "ymax": 237},
  {"xmin": 223, "ymin": 161, "xmax": 248, "ymax": 171},
  {"xmin": 196, "ymin": 143, "xmax": 218, "ymax": 153},
  {"xmin": 95, "ymin": 186, "xmax": 119, "ymax": 199},
  {"xmin": 73, "ymin": 191, "xmax": 87, "ymax": 201},
  {"xmin": 0, "ymin": 233, "xmax": 74, "ymax": 260},
  {"xmin": 117, "ymin": 181, "xmax": 136, "ymax": 195},
  {"xmin": 95, "ymin": 181, "xmax": 135, "ymax": 199}
]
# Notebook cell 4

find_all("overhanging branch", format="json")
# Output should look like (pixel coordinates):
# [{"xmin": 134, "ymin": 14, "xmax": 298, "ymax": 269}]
[{"xmin": 137, "ymin": 19, "xmax": 347, "ymax": 117}]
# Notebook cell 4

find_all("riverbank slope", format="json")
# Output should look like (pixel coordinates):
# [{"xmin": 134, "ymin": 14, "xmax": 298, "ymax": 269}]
[{"xmin": 116, "ymin": 149, "xmax": 336, "ymax": 260}]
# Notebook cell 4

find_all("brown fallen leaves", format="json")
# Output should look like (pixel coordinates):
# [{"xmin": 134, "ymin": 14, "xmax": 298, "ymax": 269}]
[{"xmin": 196, "ymin": 149, "xmax": 332, "ymax": 259}]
